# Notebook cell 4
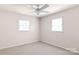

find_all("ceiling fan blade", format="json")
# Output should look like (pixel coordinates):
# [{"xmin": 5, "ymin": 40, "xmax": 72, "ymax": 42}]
[
  {"xmin": 40, "ymin": 11, "xmax": 50, "ymax": 13},
  {"xmin": 39, "ymin": 4, "xmax": 49, "ymax": 10},
  {"xmin": 34, "ymin": 11, "xmax": 40, "ymax": 15},
  {"xmin": 33, "ymin": 10, "xmax": 50, "ymax": 15},
  {"xmin": 34, "ymin": 13, "xmax": 40, "ymax": 16}
]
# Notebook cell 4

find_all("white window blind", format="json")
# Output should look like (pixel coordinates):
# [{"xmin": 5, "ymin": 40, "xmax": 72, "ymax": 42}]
[
  {"xmin": 18, "ymin": 20, "xmax": 30, "ymax": 31},
  {"xmin": 52, "ymin": 17, "xmax": 63, "ymax": 32}
]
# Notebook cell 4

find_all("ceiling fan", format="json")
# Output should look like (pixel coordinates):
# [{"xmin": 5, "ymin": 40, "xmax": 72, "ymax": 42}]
[{"xmin": 30, "ymin": 4, "xmax": 50, "ymax": 15}]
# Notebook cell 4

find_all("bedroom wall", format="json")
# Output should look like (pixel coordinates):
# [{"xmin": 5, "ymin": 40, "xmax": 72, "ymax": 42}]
[
  {"xmin": 0, "ymin": 10, "xmax": 39, "ymax": 49},
  {"xmin": 40, "ymin": 6, "xmax": 79, "ymax": 53}
]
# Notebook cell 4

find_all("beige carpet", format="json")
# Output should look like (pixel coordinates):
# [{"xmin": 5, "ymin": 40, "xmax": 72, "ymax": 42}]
[{"xmin": 0, "ymin": 41, "xmax": 77, "ymax": 55}]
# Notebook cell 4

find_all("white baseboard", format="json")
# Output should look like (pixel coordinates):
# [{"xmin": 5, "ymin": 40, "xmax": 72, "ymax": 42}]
[
  {"xmin": 0, "ymin": 40, "xmax": 39, "ymax": 50},
  {"xmin": 41, "ymin": 41, "xmax": 79, "ymax": 55}
]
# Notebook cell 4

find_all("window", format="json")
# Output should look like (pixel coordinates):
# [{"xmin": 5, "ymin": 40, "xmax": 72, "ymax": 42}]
[
  {"xmin": 18, "ymin": 20, "xmax": 30, "ymax": 31},
  {"xmin": 52, "ymin": 17, "xmax": 63, "ymax": 32}
]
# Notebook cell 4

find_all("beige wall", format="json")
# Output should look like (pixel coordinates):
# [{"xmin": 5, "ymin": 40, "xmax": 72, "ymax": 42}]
[
  {"xmin": 41, "ymin": 6, "xmax": 79, "ymax": 53},
  {"xmin": 0, "ymin": 10, "xmax": 39, "ymax": 49}
]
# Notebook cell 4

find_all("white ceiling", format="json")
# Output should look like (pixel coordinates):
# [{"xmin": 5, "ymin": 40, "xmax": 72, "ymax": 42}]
[{"xmin": 0, "ymin": 4, "xmax": 77, "ymax": 17}]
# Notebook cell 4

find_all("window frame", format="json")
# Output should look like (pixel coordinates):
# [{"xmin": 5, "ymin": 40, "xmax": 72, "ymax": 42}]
[
  {"xmin": 18, "ymin": 19, "xmax": 30, "ymax": 32},
  {"xmin": 51, "ymin": 17, "xmax": 64, "ymax": 32}
]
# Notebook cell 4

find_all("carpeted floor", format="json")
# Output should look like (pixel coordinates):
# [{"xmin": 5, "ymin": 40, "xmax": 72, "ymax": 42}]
[{"xmin": 0, "ymin": 41, "xmax": 77, "ymax": 55}]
